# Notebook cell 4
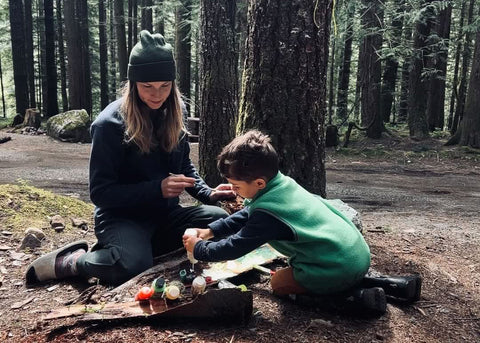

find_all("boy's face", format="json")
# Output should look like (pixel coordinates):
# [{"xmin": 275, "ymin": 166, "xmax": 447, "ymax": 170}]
[{"xmin": 227, "ymin": 177, "xmax": 266, "ymax": 199}]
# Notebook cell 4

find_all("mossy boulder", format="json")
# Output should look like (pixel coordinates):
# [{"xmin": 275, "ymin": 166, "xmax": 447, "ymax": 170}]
[{"xmin": 46, "ymin": 109, "xmax": 91, "ymax": 143}]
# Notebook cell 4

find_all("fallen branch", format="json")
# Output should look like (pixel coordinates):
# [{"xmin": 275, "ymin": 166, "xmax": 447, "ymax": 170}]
[{"xmin": 0, "ymin": 136, "xmax": 12, "ymax": 144}]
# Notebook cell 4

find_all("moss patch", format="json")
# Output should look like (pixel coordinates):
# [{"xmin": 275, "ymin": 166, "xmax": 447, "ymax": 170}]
[{"xmin": 0, "ymin": 182, "xmax": 94, "ymax": 236}]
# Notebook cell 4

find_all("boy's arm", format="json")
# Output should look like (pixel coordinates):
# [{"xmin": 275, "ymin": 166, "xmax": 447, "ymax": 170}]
[
  {"xmin": 207, "ymin": 207, "xmax": 250, "ymax": 238},
  {"xmin": 194, "ymin": 210, "xmax": 294, "ymax": 262}
]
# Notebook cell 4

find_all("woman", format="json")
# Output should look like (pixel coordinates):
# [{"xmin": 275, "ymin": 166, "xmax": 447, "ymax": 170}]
[{"xmin": 26, "ymin": 30, "xmax": 234, "ymax": 286}]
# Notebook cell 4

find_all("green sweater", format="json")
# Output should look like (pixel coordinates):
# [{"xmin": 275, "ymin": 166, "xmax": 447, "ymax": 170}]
[{"xmin": 246, "ymin": 172, "xmax": 370, "ymax": 294}]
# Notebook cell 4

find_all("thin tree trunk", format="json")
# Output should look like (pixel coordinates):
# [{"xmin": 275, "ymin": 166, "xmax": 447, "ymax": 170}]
[
  {"xmin": 451, "ymin": 0, "xmax": 475, "ymax": 135},
  {"xmin": 132, "ymin": 0, "xmax": 138, "ymax": 45},
  {"xmin": 109, "ymin": 0, "xmax": 117, "ymax": 101},
  {"xmin": 155, "ymin": 0, "xmax": 165, "ymax": 35},
  {"xmin": 56, "ymin": 0, "xmax": 68, "ymax": 112},
  {"xmin": 398, "ymin": 25, "xmax": 412, "ymax": 122},
  {"xmin": 9, "ymin": 0, "xmax": 29, "ymax": 117},
  {"xmin": 459, "ymin": 29, "xmax": 480, "ymax": 147},
  {"xmin": 336, "ymin": 10, "xmax": 354, "ymax": 122},
  {"xmin": 380, "ymin": 0, "xmax": 404, "ymax": 123},
  {"xmin": 448, "ymin": 0, "xmax": 466, "ymax": 131},
  {"xmin": 128, "ymin": 0, "xmax": 133, "ymax": 54},
  {"xmin": 114, "ymin": 0, "xmax": 128, "ymax": 81},
  {"xmin": 175, "ymin": 0, "xmax": 192, "ymax": 114},
  {"xmin": 141, "ymin": 0, "xmax": 153, "ymax": 32},
  {"xmin": 407, "ymin": 0, "xmax": 433, "ymax": 139},
  {"xmin": 237, "ymin": 0, "xmax": 331, "ymax": 196},
  {"xmin": 327, "ymin": 36, "xmax": 335, "ymax": 125},
  {"xmin": 99, "ymin": 0, "xmax": 109, "ymax": 110},
  {"xmin": 0, "ymin": 55, "xmax": 6, "ymax": 117},
  {"xmin": 198, "ymin": 0, "xmax": 237, "ymax": 186},
  {"xmin": 426, "ymin": 4, "xmax": 452, "ymax": 131},
  {"xmin": 358, "ymin": 0, "xmax": 384, "ymax": 138},
  {"xmin": 38, "ymin": 0, "xmax": 47, "ymax": 115},
  {"xmin": 25, "ymin": 0, "xmax": 36, "ymax": 109},
  {"xmin": 44, "ymin": 0, "xmax": 59, "ymax": 118}
]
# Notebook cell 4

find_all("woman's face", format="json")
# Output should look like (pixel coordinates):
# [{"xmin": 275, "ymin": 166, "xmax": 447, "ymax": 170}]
[{"xmin": 136, "ymin": 81, "xmax": 172, "ymax": 110}]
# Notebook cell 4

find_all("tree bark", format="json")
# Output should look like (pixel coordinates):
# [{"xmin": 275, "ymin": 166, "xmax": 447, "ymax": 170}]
[
  {"xmin": 398, "ymin": 25, "xmax": 412, "ymax": 122},
  {"xmin": 56, "ymin": 0, "xmax": 68, "ymax": 112},
  {"xmin": 380, "ymin": 0, "xmax": 404, "ymax": 123},
  {"xmin": 141, "ymin": 0, "xmax": 153, "ymax": 32},
  {"xmin": 109, "ymin": 0, "xmax": 117, "ymax": 101},
  {"xmin": 336, "ymin": 9, "xmax": 354, "ymax": 122},
  {"xmin": 451, "ymin": 0, "xmax": 475, "ymax": 135},
  {"xmin": 44, "ymin": 0, "xmax": 59, "ymax": 118},
  {"xmin": 407, "ymin": 0, "xmax": 433, "ymax": 139},
  {"xmin": 99, "ymin": 0, "xmax": 110, "ymax": 110},
  {"xmin": 155, "ymin": 0, "xmax": 165, "ymax": 35},
  {"xmin": 237, "ymin": 0, "xmax": 331, "ymax": 196},
  {"xmin": 426, "ymin": 4, "xmax": 452, "ymax": 131},
  {"xmin": 458, "ymin": 30, "xmax": 480, "ymax": 147},
  {"xmin": 114, "ymin": 0, "xmax": 128, "ymax": 81},
  {"xmin": 199, "ymin": 0, "xmax": 238, "ymax": 186},
  {"xmin": 64, "ymin": 0, "xmax": 92, "ymax": 115},
  {"xmin": 175, "ymin": 0, "xmax": 192, "ymax": 114},
  {"xmin": 9, "ymin": 0, "xmax": 29, "ymax": 116},
  {"xmin": 24, "ymin": 0, "xmax": 36, "ymax": 109},
  {"xmin": 358, "ymin": 0, "xmax": 384, "ymax": 138}
]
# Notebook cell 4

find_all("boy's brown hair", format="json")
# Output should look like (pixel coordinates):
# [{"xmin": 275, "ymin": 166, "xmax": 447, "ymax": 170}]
[{"xmin": 217, "ymin": 130, "xmax": 279, "ymax": 182}]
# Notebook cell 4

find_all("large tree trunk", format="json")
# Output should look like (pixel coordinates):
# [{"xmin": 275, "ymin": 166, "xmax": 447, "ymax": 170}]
[
  {"xmin": 99, "ymin": 0, "xmax": 109, "ymax": 110},
  {"xmin": 459, "ymin": 30, "xmax": 480, "ymax": 147},
  {"xmin": 380, "ymin": 0, "xmax": 404, "ymax": 124},
  {"xmin": 175, "ymin": 0, "xmax": 192, "ymax": 114},
  {"xmin": 9, "ymin": 0, "xmax": 29, "ymax": 117},
  {"xmin": 426, "ymin": 4, "xmax": 452, "ymax": 131},
  {"xmin": 56, "ymin": 0, "xmax": 68, "ymax": 112},
  {"xmin": 24, "ymin": 0, "xmax": 36, "ymax": 109},
  {"xmin": 236, "ymin": 0, "xmax": 247, "ymax": 93},
  {"xmin": 44, "ymin": 0, "xmax": 59, "ymax": 118},
  {"xmin": 237, "ymin": 0, "xmax": 331, "ymax": 196},
  {"xmin": 358, "ymin": 0, "xmax": 384, "ymax": 138},
  {"xmin": 114, "ymin": 0, "xmax": 128, "ymax": 81},
  {"xmin": 198, "ymin": 0, "xmax": 237, "ymax": 186},
  {"xmin": 407, "ymin": 0, "xmax": 433, "ymax": 139},
  {"xmin": 64, "ymin": 0, "xmax": 92, "ymax": 115}
]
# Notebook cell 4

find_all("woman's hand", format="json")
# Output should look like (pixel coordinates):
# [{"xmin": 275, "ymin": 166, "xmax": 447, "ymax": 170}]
[
  {"xmin": 182, "ymin": 234, "xmax": 203, "ymax": 253},
  {"xmin": 161, "ymin": 174, "xmax": 195, "ymax": 198},
  {"xmin": 209, "ymin": 183, "xmax": 235, "ymax": 202}
]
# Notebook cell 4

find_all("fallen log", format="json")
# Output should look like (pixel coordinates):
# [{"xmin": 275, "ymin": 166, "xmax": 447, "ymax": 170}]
[{"xmin": 45, "ymin": 288, "xmax": 253, "ymax": 324}]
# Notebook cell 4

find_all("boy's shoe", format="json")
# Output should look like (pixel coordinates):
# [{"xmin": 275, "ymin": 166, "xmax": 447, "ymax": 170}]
[
  {"xmin": 360, "ymin": 274, "xmax": 422, "ymax": 302},
  {"xmin": 54, "ymin": 248, "xmax": 86, "ymax": 279},
  {"xmin": 350, "ymin": 287, "xmax": 387, "ymax": 315}
]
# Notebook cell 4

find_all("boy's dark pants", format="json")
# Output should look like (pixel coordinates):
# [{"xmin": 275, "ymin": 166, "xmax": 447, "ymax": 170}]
[{"xmin": 76, "ymin": 205, "xmax": 228, "ymax": 285}]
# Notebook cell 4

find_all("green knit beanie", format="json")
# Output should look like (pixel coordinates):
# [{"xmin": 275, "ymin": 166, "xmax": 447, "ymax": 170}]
[{"xmin": 127, "ymin": 30, "xmax": 176, "ymax": 82}]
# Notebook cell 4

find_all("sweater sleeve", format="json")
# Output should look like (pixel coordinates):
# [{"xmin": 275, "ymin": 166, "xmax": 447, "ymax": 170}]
[
  {"xmin": 89, "ymin": 120, "xmax": 164, "ymax": 209},
  {"xmin": 193, "ymin": 210, "xmax": 294, "ymax": 262}
]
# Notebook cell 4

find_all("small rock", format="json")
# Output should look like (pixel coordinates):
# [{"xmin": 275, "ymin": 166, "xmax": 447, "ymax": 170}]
[
  {"xmin": 18, "ymin": 233, "xmax": 42, "ymax": 251},
  {"xmin": 0, "ymin": 245, "xmax": 12, "ymax": 251},
  {"xmin": 1, "ymin": 231, "xmax": 13, "ymax": 236},
  {"xmin": 24, "ymin": 228, "xmax": 46, "ymax": 241},
  {"xmin": 50, "ymin": 215, "xmax": 66, "ymax": 232},
  {"xmin": 70, "ymin": 218, "xmax": 89, "ymax": 231}
]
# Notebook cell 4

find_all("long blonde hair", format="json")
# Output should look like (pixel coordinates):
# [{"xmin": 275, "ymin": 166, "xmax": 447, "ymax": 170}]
[{"xmin": 120, "ymin": 81, "xmax": 183, "ymax": 153}]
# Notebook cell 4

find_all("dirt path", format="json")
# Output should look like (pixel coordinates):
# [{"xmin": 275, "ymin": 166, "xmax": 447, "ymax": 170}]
[{"xmin": 0, "ymin": 131, "xmax": 479, "ymax": 342}]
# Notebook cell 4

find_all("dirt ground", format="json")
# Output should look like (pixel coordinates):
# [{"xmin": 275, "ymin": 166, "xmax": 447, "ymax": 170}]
[{"xmin": 0, "ymin": 131, "xmax": 479, "ymax": 342}]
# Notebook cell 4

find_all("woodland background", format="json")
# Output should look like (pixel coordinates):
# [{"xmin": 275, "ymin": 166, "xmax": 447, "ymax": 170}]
[{"xmin": 1, "ymin": 0, "xmax": 480, "ymax": 192}]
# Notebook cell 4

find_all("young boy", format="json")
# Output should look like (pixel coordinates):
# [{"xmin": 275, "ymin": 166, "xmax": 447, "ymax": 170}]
[{"xmin": 183, "ymin": 129, "xmax": 377, "ymax": 299}]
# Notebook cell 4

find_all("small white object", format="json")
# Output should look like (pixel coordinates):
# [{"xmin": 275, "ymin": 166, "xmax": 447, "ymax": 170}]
[
  {"xmin": 184, "ymin": 229, "xmax": 198, "ymax": 264},
  {"xmin": 191, "ymin": 276, "xmax": 206, "ymax": 296}
]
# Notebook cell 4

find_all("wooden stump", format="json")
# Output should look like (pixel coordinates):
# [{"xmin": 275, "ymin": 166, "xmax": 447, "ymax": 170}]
[{"xmin": 23, "ymin": 108, "xmax": 41, "ymax": 129}]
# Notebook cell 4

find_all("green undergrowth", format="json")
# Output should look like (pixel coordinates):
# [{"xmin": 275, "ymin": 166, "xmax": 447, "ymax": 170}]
[{"xmin": 0, "ymin": 181, "xmax": 94, "ymax": 235}]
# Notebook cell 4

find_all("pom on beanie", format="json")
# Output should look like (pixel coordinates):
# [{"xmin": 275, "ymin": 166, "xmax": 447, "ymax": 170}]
[{"xmin": 127, "ymin": 30, "xmax": 176, "ymax": 82}]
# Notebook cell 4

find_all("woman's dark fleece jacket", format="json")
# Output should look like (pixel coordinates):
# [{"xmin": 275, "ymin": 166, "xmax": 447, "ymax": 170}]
[{"xmin": 89, "ymin": 99, "xmax": 213, "ymax": 220}]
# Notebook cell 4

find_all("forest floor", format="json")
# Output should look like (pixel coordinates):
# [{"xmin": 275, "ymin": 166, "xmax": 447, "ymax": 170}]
[{"xmin": 0, "ymin": 128, "xmax": 479, "ymax": 342}]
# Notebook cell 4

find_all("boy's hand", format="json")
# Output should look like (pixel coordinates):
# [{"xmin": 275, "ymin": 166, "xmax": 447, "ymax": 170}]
[
  {"xmin": 182, "ymin": 234, "xmax": 202, "ymax": 253},
  {"xmin": 209, "ymin": 183, "xmax": 235, "ymax": 202}
]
